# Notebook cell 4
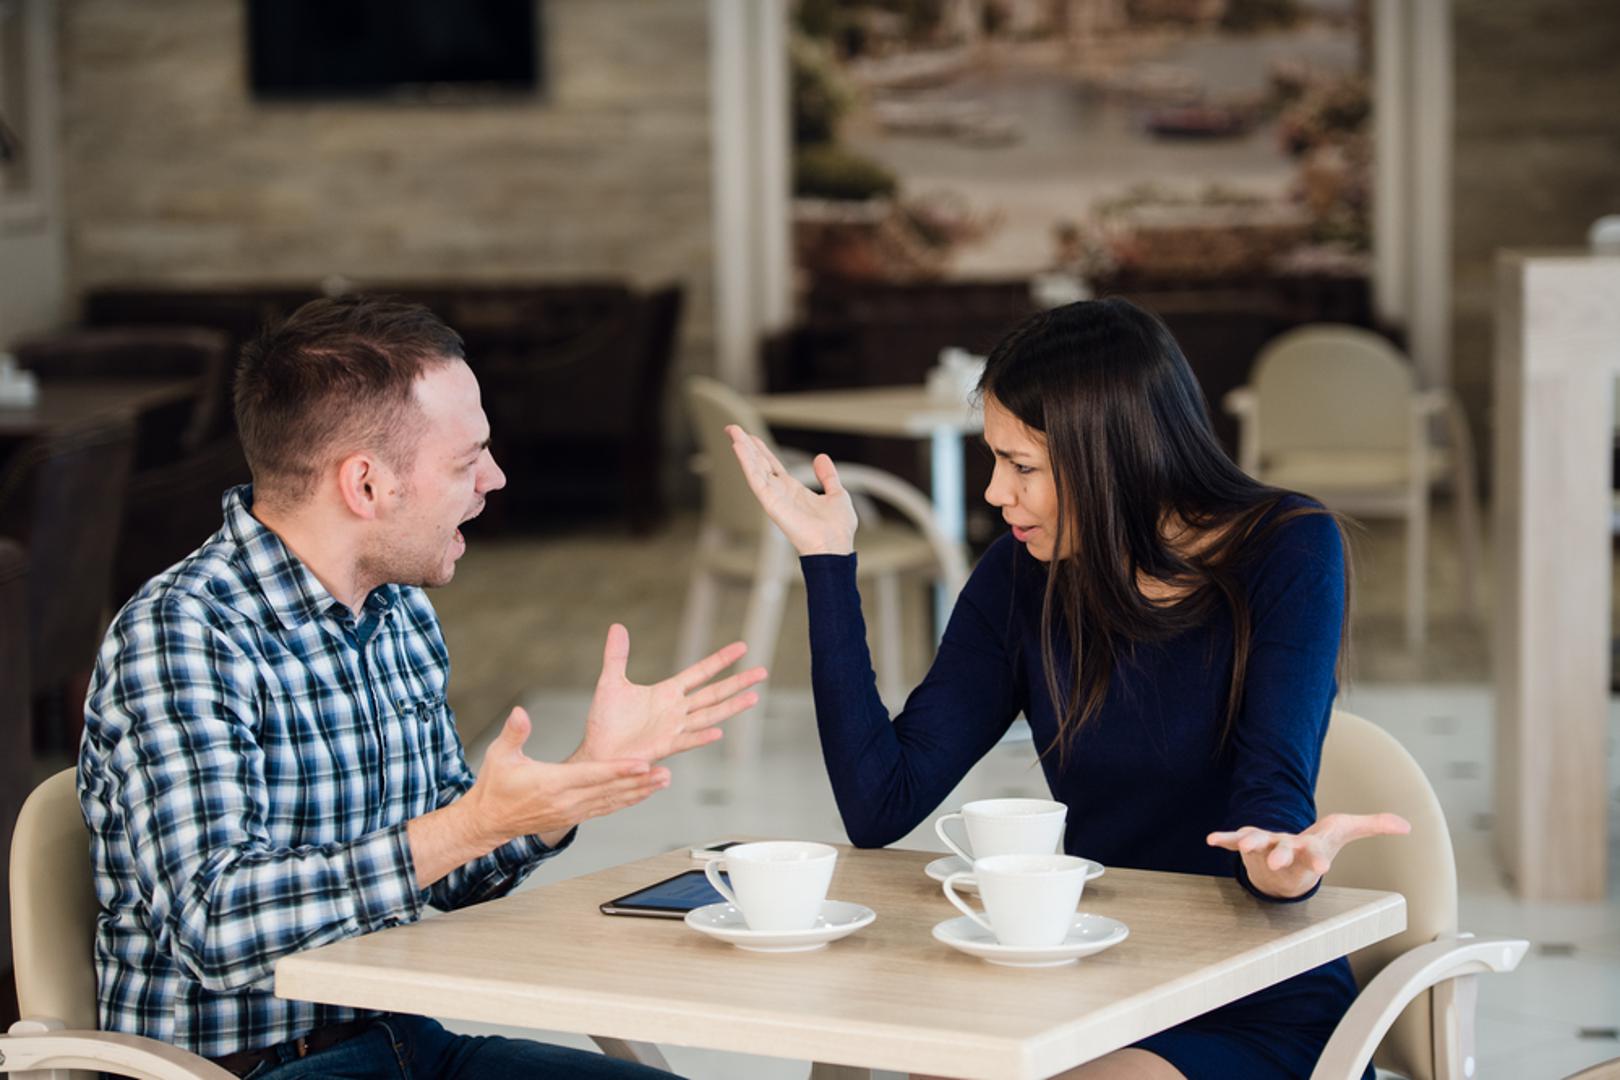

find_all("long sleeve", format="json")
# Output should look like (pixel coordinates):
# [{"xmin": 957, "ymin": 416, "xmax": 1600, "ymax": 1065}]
[
  {"xmin": 801, "ymin": 543, "xmax": 1023, "ymax": 848},
  {"xmin": 1219, "ymin": 511, "xmax": 1346, "ymax": 901},
  {"xmin": 424, "ymin": 703, "xmax": 571, "ymax": 911},
  {"xmin": 89, "ymin": 604, "xmax": 423, "ymax": 994}
]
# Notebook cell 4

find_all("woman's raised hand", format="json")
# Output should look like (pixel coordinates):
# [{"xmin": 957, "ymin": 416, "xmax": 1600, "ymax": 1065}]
[
  {"xmin": 1206, "ymin": 812, "xmax": 1411, "ymax": 900},
  {"xmin": 725, "ymin": 425, "xmax": 858, "ymax": 556}
]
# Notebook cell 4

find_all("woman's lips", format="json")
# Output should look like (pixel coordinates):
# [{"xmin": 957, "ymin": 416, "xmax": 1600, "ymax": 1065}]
[{"xmin": 1011, "ymin": 524, "xmax": 1037, "ymax": 543}]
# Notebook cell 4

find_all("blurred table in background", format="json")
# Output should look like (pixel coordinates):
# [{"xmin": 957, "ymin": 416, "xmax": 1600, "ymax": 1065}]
[{"xmin": 0, "ymin": 378, "xmax": 201, "ymax": 441}]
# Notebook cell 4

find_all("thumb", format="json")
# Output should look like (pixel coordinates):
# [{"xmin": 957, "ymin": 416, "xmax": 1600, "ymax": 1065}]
[
  {"xmin": 494, "ymin": 706, "xmax": 532, "ymax": 754},
  {"xmin": 598, "ymin": 623, "xmax": 630, "ymax": 685},
  {"xmin": 813, "ymin": 453, "xmax": 844, "ymax": 497}
]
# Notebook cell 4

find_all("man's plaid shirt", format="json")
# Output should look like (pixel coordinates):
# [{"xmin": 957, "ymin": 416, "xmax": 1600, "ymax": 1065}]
[{"xmin": 79, "ymin": 486, "xmax": 564, "ymax": 1056}]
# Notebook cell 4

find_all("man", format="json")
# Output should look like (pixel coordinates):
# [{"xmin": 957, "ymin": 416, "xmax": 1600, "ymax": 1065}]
[{"xmin": 79, "ymin": 295, "xmax": 763, "ymax": 1078}]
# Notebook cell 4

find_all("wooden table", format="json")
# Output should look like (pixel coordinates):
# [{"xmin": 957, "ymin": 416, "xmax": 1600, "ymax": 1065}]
[
  {"xmin": 0, "ymin": 377, "xmax": 202, "ymax": 438},
  {"xmin": 276, "ymin": 845, "xmax": 1405, "ymax": 1080},
  {"xmin": 753, "ymin": 386, "xmax": 982, "ymax": 630}
]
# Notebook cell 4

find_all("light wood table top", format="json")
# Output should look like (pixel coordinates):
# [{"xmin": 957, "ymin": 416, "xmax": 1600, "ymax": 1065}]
[
  {"xmin": 275, "ymin": 844, "xmax": 1405, "ymax": 1080},
  {"xmin": 753, "ymin": 385, "xmax": 982, "ymax": 438}
]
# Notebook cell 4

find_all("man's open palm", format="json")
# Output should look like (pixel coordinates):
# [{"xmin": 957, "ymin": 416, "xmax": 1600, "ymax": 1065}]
[{"xmin": 579, "ymin": 624, "xmax": 766, "ymax": 764}]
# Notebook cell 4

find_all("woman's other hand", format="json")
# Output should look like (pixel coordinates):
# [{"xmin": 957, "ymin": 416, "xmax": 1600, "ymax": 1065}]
[
  {"xmin": 1206, "ymin": 812, "xmax": 1411, "ymax": 899},
  {"xmin": 725, "ymin": 425, "xmax": 858, "ymax": 556}
]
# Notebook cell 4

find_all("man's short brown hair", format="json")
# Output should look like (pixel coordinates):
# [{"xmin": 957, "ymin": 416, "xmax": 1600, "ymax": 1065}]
[{"xmin": 234, "ymin": 295, "xmax": 465, "ymax": 502}]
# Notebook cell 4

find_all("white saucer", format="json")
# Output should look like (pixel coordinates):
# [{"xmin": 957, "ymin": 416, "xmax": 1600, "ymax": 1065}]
[
  {"xmin": 932, "ymin": 912, "xmax": 1128, "ymax": 967},
  {"xmin": 685, "ymin": 900, "xmax": 876, "ymax": 953},
  {"xmin": 924, "ymin": 854, "xmax": 1105, "ymax": 892}
]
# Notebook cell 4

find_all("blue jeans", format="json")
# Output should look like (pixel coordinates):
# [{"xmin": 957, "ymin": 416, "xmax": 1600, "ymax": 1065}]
[{"xmin": 246, "ymin": 1014, "xmax": 681, "ymax": 1079}]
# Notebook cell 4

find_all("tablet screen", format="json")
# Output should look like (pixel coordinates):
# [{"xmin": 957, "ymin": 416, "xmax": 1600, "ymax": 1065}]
[{"xmin": 601, "ymin": 869, "xmax": 729, "ymax": 916}]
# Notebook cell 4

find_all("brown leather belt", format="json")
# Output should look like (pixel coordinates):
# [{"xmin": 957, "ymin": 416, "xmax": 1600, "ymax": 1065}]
[{"xmin": 210, "ymin": 1017, "xmax": 377, "ymax": 1077}]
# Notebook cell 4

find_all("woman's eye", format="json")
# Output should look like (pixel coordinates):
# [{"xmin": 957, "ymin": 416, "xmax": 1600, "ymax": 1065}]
[{"xmin": 1014, "ymin": 464, "xmax": 1035, "ymax": 476}]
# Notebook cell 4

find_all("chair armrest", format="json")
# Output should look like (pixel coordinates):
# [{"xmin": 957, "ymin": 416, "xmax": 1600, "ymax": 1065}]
[
  {"xmin": 787, "ymin": 461, "xmax": 969, "ymax": 597},
  {"xmin": 1222, "ymin": 386, "xmax": 1257, "ymax": 418},
  {"xmin": 590, "ymin": 1035, "xmax": 673, "ymax": 1072},
  {"xmin": 2, "ymin": 1018, "xmax": 235, "ymax": 1079},
  {"xmin": 1309, "ymin": 934, "xmax": 1528, "ymax": 1080}
]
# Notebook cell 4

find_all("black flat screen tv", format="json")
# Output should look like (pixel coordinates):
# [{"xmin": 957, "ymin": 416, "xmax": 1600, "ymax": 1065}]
[{"xmin": 247, "ymin": 0, "xmax": 540, "ymax": 101}]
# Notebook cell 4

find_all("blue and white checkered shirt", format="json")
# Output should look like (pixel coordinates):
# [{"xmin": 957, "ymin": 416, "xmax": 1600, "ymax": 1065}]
[{"xmin": 79, "ymin": 485, "xmax": 564, "ymax": 1056}]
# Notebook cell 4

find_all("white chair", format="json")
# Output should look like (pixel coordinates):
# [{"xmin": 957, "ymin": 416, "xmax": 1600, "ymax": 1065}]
[
  {"xmin": 2, "ymin": 770, "xmax": 669, "ymax": 1078},
  {"xmin": 1224, "ymin": 326, "xmax": 1481, "ymax": 648},
  {"xmin": 1311, "ymin": 710, "xmax": 1526, "ymax": 1080},
  {"xmin": 679, "ymin": 376, "xmax": 969, "ymax": 765}
]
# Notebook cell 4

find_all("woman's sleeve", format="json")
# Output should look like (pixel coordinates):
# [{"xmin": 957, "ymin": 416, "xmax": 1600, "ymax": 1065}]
[
  {"xmin": 1221, "ymin": 511, "xmax": 1346, "ymax": 902},
  {"xmin": 800, "ymin": 545, "xmax": 1023, "ymax": 848}
]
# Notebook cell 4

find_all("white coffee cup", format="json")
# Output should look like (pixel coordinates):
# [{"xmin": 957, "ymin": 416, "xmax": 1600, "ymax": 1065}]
[
  {"xmin": 703, "ymin": 840, "xmax": 837, "ymax": 932},
  {"xmin": 943, "ymin": 853, "xmax": 1089, "ymax": 947},
  {"xmin": 934, "ymin": 797, "xmax": 1067, "ymax": 865}
]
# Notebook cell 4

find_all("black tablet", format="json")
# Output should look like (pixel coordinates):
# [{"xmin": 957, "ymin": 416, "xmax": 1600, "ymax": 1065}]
[{"xmin": 599, "ymin": 869, "xmax": 731, "ymax": 919}]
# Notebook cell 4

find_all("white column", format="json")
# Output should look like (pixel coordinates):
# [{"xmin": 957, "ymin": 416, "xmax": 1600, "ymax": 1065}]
[
  {"xmin": 1492, "ymin": 251, "xmax": 1620, "ymax": 901},
  {"xmin": 707, "ymin": 0, "xmax": 793, "ymax": 390},
  {"xmin": 1408, "ymin": 0, "xmax": 1452, "ymax": 388},
  {"xmin": 1370, "ymin": 0, "xmax": 1408, "ymax": 327}
]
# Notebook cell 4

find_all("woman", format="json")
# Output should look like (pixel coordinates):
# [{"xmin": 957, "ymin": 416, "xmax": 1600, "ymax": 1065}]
[{"xmin": 727, "ymin": 298, "xmax": 1407, "ymax": 1080}]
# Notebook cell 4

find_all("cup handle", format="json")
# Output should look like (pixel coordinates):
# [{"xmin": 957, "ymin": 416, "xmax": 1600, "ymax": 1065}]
[
  {"xmin": 942, "ymin": 872, "xmax": 993, "ymax": 935},
  {"xmin": 704, "ymin": 858, "xmax": 738, "ymax": 908},
  {"xmin": 934, "ymin": 812, "xmax": 972, "ymax": 864}
]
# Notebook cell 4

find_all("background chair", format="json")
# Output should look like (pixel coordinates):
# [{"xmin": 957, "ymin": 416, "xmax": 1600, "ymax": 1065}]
[
  {"xmin": 1224, "ymin": 326, "xmax": 1481, "ymax": 648},
  {"xmin": 0, "ymin": 540, "xmax": 29, "ymax": 1031},
  {"xmin": 3, "ymin": 770, "xmax": 670, "ymax": 1078},
  {"xmin": 679, "ymin": 376, "xmax": 968, "ymax": 766},
  {"xmin": 0, "ymin": 416, "xmax": 135, "ymax": 754},
  {"xmin": 1312, "ymin": 709, "xmax": 1526, "ymax": 1080}
]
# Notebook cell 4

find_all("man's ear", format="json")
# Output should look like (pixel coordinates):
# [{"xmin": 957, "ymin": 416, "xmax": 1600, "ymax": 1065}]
[{"xmin": 335, "ymin": 453, "xmax": 394, "ymax": 520}]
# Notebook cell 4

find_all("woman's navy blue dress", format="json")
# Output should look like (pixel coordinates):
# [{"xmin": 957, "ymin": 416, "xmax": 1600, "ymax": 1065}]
[{"xmin": 799, "ymin": 504, "xmax": 1368, "ymax": 1080}]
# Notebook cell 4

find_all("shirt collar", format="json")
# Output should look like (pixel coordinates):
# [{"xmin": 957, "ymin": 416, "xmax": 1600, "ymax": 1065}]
[{"xmin": 221, "ymin": 485, "xmax": 400, "ymax": 631}]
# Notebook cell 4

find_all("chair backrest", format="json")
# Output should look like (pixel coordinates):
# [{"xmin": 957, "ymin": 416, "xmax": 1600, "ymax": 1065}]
[
  {"xmin": 0, "ymin": 416, "xmax": 136, "ymax": 696},
  {"xmin": 686, "ymin": 376, "xmax": 777, "ymax": 537},
  {"xmin": 1317, "ymin": 709, "xmax": 1458, "ymax": 1080},
  {"xmin": 1251, "ymin": 326, "xmax": 1416, "ymax": 455},
  {"xmin": 15, "ymin": 326, "xmax": 234, "ymax": 460},
  {"xmin": 0, "ymin": 539, "xmax": 29, "ymax": 1029},
  {"xmin": 9, "ymin": 768, "xmax": 100, "ymax": 1031}
]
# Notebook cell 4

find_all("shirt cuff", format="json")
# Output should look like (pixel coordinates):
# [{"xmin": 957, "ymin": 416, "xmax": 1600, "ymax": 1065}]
[
  {"xmin": 498, "ymin": 826, "xmax": 576, "ymax": 871},
  {"xmin": 1232, "ymin": 852, "xmax": 1322, "ymax": 904},
  {"xmin": 348, "ymin": 823, "xmax": 427, "ymax": 929}
]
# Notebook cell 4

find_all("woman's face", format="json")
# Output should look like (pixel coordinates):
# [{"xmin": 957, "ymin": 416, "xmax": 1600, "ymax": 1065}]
[{"xmin": 982, "ymin": 395, "xmax": 1065, "ymax": 562}]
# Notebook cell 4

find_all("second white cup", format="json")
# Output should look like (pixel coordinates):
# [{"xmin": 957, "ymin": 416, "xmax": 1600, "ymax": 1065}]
[
  {"xmin": 934, "ymin": 797, "xmax": 1067, "ymax": 864},
  {"xmin": 943, "ymin": 853, "xmax": 1089, "ymax": 947},
  {"xmin": 703, "ymin": 840, "xmax": 837, "ymax": 932}
]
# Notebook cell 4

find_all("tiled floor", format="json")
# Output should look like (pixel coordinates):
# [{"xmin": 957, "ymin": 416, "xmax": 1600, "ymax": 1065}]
[{"xmin": 419, "ymin": 506, "xmax": 1620, "ymax": 1078}]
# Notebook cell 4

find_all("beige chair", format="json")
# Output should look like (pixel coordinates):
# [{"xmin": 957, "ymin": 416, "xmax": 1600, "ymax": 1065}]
[
  {"xmin": 2, "ymin": 770, "xmax": 668, "ymax": 1078},
  {"xmin": 679, "ymin": 376, "xmax": 969, "ymax": 765},
  {"xmin": 1224, "ymin": 326, "xmax": 1482, "ymax": 649},
  {"xmin": 1311, "ymin": 710, "xmax": 1526, "ymax": 1080}
]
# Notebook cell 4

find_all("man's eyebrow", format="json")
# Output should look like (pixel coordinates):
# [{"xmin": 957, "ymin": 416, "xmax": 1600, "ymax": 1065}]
[{"xmin": 462, "ymin": 438, "xmax": 490, "ymax": 457}]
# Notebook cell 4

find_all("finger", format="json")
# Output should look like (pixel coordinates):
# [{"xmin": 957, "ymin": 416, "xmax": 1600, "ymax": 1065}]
[
  {"xmin": 493, "ymin": 707, "xmax": 532, "ymax": 754},
  {"xmin": 1205, "ymin": 826, "xmax": 1261, "ymax": 851},
  {"xmin": 1237, "ymin": 829, "xmax": 1276, "ymax": 856},
  {"xmin": 750, "ymin": 434, "xmax": 796, "ymax": 481},
  {"xmin": 1267, "ymin": 838, "xmax": 1298, "ymax": 871},
  {"xmin": 579, "ymin": 772, "xmax": 672, "ymax": 820},
  {"xmin": 683, "ymin": 666, "xmax": 768, "ymax": 710},
  {"xmin": 813, "ymin": 453, "xmax": 845, "ymax": 497},
  {"xmin": 726, "ymin": 428, "xmax": 774, "ymax": 492},
  {"xmin": 597, "ymin": 623, "xmax": 630, "ymax": 686},
  {"xmin": 553, "ymin": 757, "xmax": 652, "ymax": 790},
  {"xmin": 685, "ymin": 691, "xmax": 760, "ymax": 731},
  {"xmin": 674, "ymin": 640, "xmax": 749, "ymax": 693},
  {"xmin": 1318, "ymin": 811, "xmax": 1413, "ymax": 849}
]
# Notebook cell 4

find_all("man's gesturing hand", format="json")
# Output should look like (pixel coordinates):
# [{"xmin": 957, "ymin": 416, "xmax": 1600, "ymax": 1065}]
[
  {"xmin": 576, "ymin": 623, "xmax": 766, "ymax": 765},
  {"xmin": 412, "ymin": 707, "xmax": 669, "ymax": 889}
]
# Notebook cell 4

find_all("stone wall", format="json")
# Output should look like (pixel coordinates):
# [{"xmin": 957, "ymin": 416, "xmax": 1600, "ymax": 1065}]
[
  {"xmin": 56, "ymin": 0, "xmax": 715, "ymax": 381},
  {"xmin": 1452, "ymin": 0, "xmax": 1620, "ymax": 449}
]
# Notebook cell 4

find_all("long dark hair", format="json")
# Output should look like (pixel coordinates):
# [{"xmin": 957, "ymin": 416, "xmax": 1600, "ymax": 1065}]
[{"xmin": 977, "ymin": 297, "xmax": 1349, "ymax": 758}]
